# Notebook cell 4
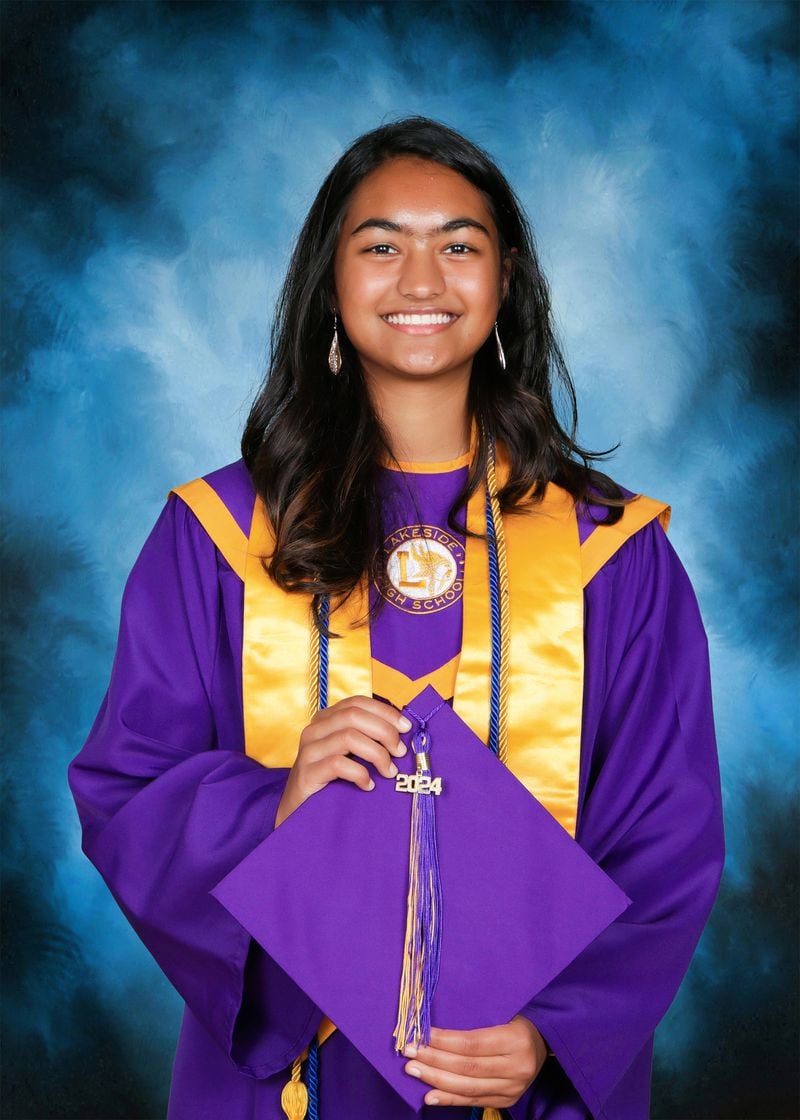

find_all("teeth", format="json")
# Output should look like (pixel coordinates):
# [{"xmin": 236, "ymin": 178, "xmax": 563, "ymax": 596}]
[{"xmin": 384, "ymin": 313, "xmax": 456, "ymax": 325}]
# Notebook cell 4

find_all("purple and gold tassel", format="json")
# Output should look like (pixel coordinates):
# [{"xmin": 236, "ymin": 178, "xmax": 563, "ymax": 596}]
[{"xmin": 393, "ymin": 706, "xmax": 445, "ymax": 1052}]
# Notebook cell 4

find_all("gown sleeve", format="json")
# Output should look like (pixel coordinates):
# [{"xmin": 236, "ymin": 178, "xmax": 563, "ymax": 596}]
[
  {"xmin": 515, "ymin": 520, "xmax": 725, "ymax": 1119},
  {"xmin": 67, "ymin": 495, "xmax": 324, "ymax": 1079}
]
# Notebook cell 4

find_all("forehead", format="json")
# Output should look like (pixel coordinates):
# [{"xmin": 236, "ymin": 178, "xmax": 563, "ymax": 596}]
[{"xmin": 341, "ymin": 157, "xmax": 497, "ymax": 235}]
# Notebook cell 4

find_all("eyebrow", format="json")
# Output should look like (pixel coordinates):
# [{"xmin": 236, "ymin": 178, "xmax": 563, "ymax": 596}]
[{"xmin": 349, "ymin": 217, "xmax": 492, "ymax": 238}]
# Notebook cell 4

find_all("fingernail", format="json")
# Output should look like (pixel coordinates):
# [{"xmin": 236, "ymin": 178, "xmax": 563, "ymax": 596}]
[
  {"xmin": 395, "ymin": 742, "xmax": 407, "ymax": 756},
  {"xmin": 406, "ymin": 1064, "xmax": 421, "ymax": 1077},
  {"xmin": 398, "ymin": 716, "xmax": 412, "ymax": 731},
  {"xmin": 427, "ymin": 1095, "xmax": 440, "ymax": 1106},
  {"xmin": 388, "ymin": 763, "xmax": 398, "ymax": 777},
  {"xmin": 403, "ymin": 1045, "xmax": 417, "ymax": 1057},
  {"xmin": 367, "ymin": 779, "xmax": 375, "ymax": 790}
]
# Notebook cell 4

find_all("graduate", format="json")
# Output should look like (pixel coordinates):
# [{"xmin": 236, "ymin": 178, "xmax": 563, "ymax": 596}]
[{"xmin": 68, "ymin": 117, "xmax": 725, "ymax": 1120}]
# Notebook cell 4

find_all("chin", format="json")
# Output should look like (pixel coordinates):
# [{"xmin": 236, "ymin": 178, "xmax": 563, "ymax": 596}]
[
  {"xmin": 361, "ymin": 347, "xmax": 469, "ymax": 381},
  {"xmin": 395, "ymin": 360, "xmax": 459, "ymax": 380},
  {"xmin": 394, "ymin": 349, "xmax": 464, "ymax": 376}
]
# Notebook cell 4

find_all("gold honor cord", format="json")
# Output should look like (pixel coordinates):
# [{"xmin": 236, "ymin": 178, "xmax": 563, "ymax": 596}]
[
  {"xmin": 279, "ymin": 1057, "xmax": 308, "ymax": 1120},
  {"xmin": 307, "ymin": 615, "xmax": 321, "ymax": 721},
  {"xmin": 485, "ymin": 435, "xmax": 511, "ymax": 767}
]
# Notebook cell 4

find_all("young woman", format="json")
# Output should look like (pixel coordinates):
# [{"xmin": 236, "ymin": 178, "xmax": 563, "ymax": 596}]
[{"xmin": 68, "ymin": 118, "xmax": 725, "ymax": 1120}]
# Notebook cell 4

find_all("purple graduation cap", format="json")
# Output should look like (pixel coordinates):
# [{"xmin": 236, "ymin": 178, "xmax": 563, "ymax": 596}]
[{"xmin": 211, "ymin": 684, "xmax": 632, "ymax": 1113}]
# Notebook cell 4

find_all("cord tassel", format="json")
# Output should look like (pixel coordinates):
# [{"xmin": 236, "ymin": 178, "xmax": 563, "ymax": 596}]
[
  {"xmin": 280, "ymin": 1054, "xmax": 308, "ymax": 1120},
  {"xmin": 393, "ymin": 718, "xmax": 444, "ymax": 1052}
]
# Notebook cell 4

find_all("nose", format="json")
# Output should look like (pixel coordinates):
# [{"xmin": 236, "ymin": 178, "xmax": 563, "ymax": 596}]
[{"xmin": 398, "ymin": 247, "xmax": 445, "ymax": 300}]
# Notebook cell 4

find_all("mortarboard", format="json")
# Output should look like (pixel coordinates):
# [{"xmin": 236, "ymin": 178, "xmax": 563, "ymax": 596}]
[{"xmin": 211, "ymin": 684, "xmax": 631, "ymax": 1113}]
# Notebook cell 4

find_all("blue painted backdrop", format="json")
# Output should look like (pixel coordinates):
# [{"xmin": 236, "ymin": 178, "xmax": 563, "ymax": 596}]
[{"xmin": 2, "ymin": 1, "xmax": 797, "ymax": 1116}]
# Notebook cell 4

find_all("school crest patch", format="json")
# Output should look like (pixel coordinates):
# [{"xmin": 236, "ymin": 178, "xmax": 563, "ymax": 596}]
[{"xmin": 377, "ymin": 524, "xmax": 465, "ymax": 615}]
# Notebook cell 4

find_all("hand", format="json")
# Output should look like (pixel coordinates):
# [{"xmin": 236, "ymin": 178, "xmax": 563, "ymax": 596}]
[
  {"xmin": 401, "ymin": 1016, "xmax": 548, "ymax": 1108},
  {"xmin": 274, "ymin": 695, "xmax": 411, "ymax": 827}
]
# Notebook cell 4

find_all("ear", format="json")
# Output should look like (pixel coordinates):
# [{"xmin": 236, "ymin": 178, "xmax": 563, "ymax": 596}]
[{"xmin": 500, "ymin": 248, "xmax": 517, "ymax": 301}]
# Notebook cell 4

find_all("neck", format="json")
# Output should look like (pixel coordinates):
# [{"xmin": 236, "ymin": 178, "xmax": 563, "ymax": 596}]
[{"xmin": 365, "ymin": 369, "xmax": 472, "ymax": 463}]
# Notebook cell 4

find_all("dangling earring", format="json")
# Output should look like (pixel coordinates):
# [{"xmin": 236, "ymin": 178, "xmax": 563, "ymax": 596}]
[
  {"xmin": 494, "ymin": 322, "xmax": 506, "ymax": 371},
  {"xmin": 328, "ymin": 313, "xmax": 342, "ymax": 375}
]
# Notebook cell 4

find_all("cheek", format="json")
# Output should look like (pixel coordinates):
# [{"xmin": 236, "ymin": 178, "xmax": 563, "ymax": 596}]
[
  {"xmin": 337, "ymin": 266, "xmax": 388, "ymax": 320},
  {"xmin": 459, "ymin": 270, "xmax": 503, "ymax": 323},
  {"xmin": 455, "ymin": 259, "xmax": 503, "ymax": 297}
]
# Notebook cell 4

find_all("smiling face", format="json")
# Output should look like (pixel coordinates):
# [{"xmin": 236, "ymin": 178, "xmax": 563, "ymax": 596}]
[{"xmin": 333, "ymin": 157, "xmax": 511, "ymax": 387}]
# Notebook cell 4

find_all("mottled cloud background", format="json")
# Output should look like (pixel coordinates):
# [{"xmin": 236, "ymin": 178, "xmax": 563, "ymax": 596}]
[{"xmin": 2, "ymin": 1, "xmax": 797, "ymax": 1116}]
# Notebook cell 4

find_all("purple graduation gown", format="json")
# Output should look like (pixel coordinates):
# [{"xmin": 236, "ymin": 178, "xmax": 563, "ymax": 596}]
[{"xmin": 67, "ymin": 459, "xmax": 725, "ymax": 1120}]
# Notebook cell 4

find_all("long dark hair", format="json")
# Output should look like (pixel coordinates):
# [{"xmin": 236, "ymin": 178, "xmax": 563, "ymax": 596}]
[{"xmin": 241, "ymin": 116, "xmax": 627, "ymax": 631}]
